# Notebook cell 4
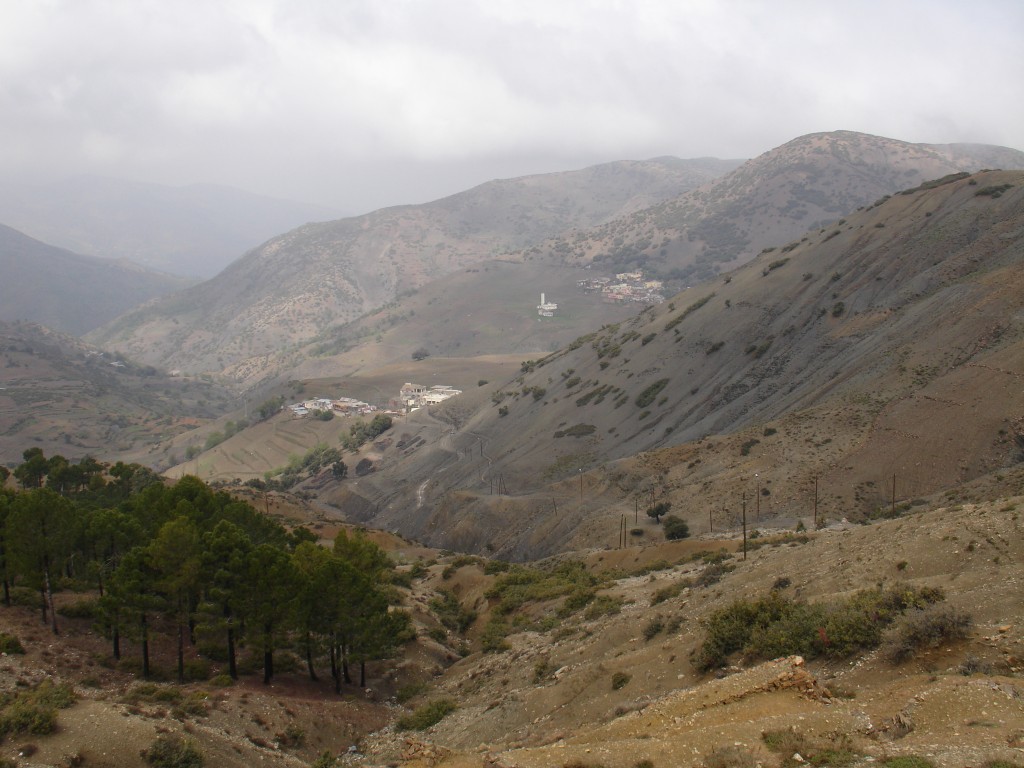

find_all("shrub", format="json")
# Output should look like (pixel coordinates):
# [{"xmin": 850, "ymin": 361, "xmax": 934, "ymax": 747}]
[
  {"xmin": 58, "ymin": 599, "xmax": 99, "ymax": 619},
  {"xmin": 0, "ymin": 633, "xmax": 25, "ymax": 654},
  {"xmin": 396, "ymin": 699, "xmax": 457, "ymax": 731},
  {"xmin": 396, "ymin": 680, "xmax": 431, "ymax": 703},
  {"xmin": 143, "ymin": 735, "xmax": 204, "ymax": 768},
  {"xmin": 695, "ymin": 586, "xmax": 948, "ymax": 671},
  {"xmin": 882, "ymin": 605, "xmax": 972, "ymax": 664},
  {"xmin": 480, "ymin": 618, "xmax": 510, "ymax": 653},
  {"xmin": 662, "ymin": 516, "xmax": 690, "ymax": 540},
  {"xmin": 880, "ymin": 758, "xmax": 936, "ymax": 768},
  {"xmin": 9, "ymin": 586, "xmax": 43, "ymax": 608},
  {"xmin": 739, "ymin": 438, "xmax": 760, "ymax": 456},
  {"xmin": 651, "ymin": 582, "xmax": 685, "ymax": 605},
  {"xmin": 429, "ymin": 590, "xmax": 477, "ymax": 634},
  {"xmin": 611, "ymin": 671, "xmax": 630, "ymax": 690},
  {"xmin": 0, "ymin": 679, "xmax": 75, "ymax": 739},
  {"xmin": 643, "ymin": 617, "xmax": 665, "ymax": 641},
  {"xmin": 761, "ymin": 728, "xmax": 855, "ymax": 767},
  {"xmin": 702, "ymin": 745, "xmax": 758, "ymax": 768},
  {"xmin": 635, "ymin": 379, "xmax": 670, "ymax": 408},
  {"xmin": 583, "ymin": 595, "xmax": 624, "ymax": 620}
]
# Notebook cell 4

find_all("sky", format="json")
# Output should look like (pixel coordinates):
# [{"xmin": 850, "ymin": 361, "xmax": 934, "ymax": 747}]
[{"xmin": 1, "ymin": 0, "xmax": 1022, "ymax": 215}]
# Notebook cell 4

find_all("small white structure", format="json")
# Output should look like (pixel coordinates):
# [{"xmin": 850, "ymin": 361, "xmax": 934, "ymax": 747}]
[{"xmin": 537, "ymin": 292, "xmax": 558, "ymax": 317}]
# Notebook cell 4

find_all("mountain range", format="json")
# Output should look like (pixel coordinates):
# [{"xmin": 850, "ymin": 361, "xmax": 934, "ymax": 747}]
[{"xmin": 86, "ymin": 132, "xmax": 1024, "ymax": 383}]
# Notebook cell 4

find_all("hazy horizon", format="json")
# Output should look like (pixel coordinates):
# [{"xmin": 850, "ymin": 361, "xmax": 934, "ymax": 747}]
[{"xmin": 2, "ymin": 1, "xmax": 1021, "ymax": 215}]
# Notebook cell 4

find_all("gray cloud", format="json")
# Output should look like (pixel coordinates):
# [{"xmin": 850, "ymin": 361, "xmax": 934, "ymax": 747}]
[{"xmin": 1, "ymin": 0, "xmax": 1021, "ymax": 214}]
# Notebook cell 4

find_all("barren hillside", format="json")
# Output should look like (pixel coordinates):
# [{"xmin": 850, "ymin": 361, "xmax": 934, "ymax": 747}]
[
  {"xmin": 87, "ymin": 157, "xmax": 734, "ymax": 376},
  {"xmin": 334, "ymin": 170, "xmax": 1024, "ymax": 560}
]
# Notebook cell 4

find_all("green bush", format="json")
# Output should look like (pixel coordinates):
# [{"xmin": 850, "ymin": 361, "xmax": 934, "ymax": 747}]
[
  {"xmin": 583, "ymin": 595, "xmax": 624, "ymax": 620},
  {"xmin": 396, "ymin": 699, "xmax": 457, "ymax": 731},
  {"xmin": 651, "ymin": 582, "xmax": 686, "ymax": 606},
  {"xmin": 635, "ymin": 379, "xmax": 670, "ymax": 408},
  {"xmin": 143, "ymin": 735, "xmax": 204, "ymax": 768},
  {"xmin": 695, "ymin": 586, "xmax": 948, "ymax": 671},
  {"xmin": 429, "ymin": 590, "xmax": 477, "ymax": 634},
  {"xmin": 9, "ymin": 586, "xmax": 43, "ymax": 608},
  {"xmin": 0, "ymin": 633, "xmax": 25, "ymax": 654},
  {"xmin": 57, "ymin": 598, "xmax": 99, "ymax": 619},
  {"xmin": 611, "ymin": 671, "xmax": 630, "ymax": 690},
  {"xmin": 480, "ymin": 617, "xmax": 511, "ymax": 653},
  {"xmin": 0, "ymin": 680, "xmax": 76, "ymax": 739},
  {"xmin": 761, "ymin": 728, "xmax": 855, "ymax": 767},
  {"xmin": 662, "ymin": 516, "xmax": 690, "ymax": 540}
]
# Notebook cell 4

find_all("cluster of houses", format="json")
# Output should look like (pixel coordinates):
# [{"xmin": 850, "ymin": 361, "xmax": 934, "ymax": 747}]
[
  {"xmin": 288, "ymin": 384, "xmax": 464, "ymax": 418},
  {"xmin": 289, "ymin": 396, "xmax": 378, "ymax": 418},
  {"xmin": 577, "ymin": 270, "xmax": 665, "ymax": 304},
  {"xmin": 400, "ymin": 383, "xmax": 462, "ymax": 411}
]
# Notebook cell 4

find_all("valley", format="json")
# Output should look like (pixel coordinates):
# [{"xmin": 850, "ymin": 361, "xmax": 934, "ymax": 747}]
[{"xmin": 2, "ymin": 131, "xmax": 1024, "ymax": 768}]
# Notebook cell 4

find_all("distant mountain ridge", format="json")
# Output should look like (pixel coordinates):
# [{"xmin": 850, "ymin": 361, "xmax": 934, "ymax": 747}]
[
  {"xmin": 87, "ymin": 156, "xmax": 741, "ymax": 375},
  {"xmin": 0, "ymin": 223, "xmax": 194, "ymax": 335},
  {"xmin": 536, "ymin": 131, "xmax": 1024, "ymax": 284},
  {"xmin": 0, "ymin": 175, "xmax": 338, "ymax": 278},
  {"xmin": 88, "ymin": 133, "xmax": 1024, "ymax": 381}
]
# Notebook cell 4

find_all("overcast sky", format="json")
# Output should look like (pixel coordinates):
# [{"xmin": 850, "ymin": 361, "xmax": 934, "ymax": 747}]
[{"xmin": 2, "ymin": 0, "xmax": 1021, "ymax": 214}]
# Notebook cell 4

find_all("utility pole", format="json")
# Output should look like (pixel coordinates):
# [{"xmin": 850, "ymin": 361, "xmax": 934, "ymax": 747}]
[
  {"xmin": 813, "ymin": 476, "xmax": 818, "ymax": 529},
  {"xmin": 891, "ymin": 473, "xmax": 897, "ymax": 517},
  {"xmin": 709, "ymin": 508, "xmax": 713, "ymax": 534},
  {"xmin": 742, "ymin": 491, "xmax": 747, "ymax": 561},
  {"xmin": 579, "ymin": 469, "xmax": 583, "ymax": 506},
  {"xmin": 755, "ymin": 473, "xmax": 760, "ymax": 523}
]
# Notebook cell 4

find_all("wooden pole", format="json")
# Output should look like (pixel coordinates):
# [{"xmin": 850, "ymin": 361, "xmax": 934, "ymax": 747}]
[
  {"xmin": 891, "ymin": 473, "xmax": 897, "ymax": 517},
  {"xmin": 813, "ymin": 476, "xmax": 818, "ymax": 529},
  {"xmin": 742, "ymin": 491, "xmax": 747, "ymax": 561},
  {"xmin": 755, "ymin": 475, "xmax": 760, "ymax": 523},
  {"xmin": 709, "ymin": 508, "xmax": 713, "ymax": 534}
]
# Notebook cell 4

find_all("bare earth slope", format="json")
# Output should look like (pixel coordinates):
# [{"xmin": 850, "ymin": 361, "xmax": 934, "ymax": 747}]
[{"xmin": 339, "ymin": 170, "xmax": 1024, "ymax": 560}]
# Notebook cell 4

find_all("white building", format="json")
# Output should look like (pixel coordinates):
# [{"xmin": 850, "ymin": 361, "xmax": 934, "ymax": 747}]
[{"xmin": 537, "ymin": 292, "xmax": 558, "ymax": 317}]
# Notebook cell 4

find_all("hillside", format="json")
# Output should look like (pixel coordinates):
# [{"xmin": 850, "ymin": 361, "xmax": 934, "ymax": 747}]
[
  {"xmin": 85, "ymin": 157, "xmax": 740, "ymax": 376},
  {"xmin": 0, "ymin": 175, "xmax": 337, "ymax": 278},
  {"xmin": 238, "ymin": 261, "xmax": 647, "ymax": 386},
  {"xmin": 535, "ymin": 131, "xmax": 1024, "ymax": 286},
  {"xmin": 0, "ymin": 321, "xmax": 233, "ymax": 466},
  {"xmin": 87, "ymin": 133, "xmax": 1024, "ymax": 383},
  {"xmin": 0, "ymin": 224, "xmax": 193, "ymax": 335},
  {"xmin": 330, "ymin": 170, "xmax": 1024, "ymax": 560},
  {"xmin": 1, "ymin": 489, "xmax": 1021, "ymax": 767}
]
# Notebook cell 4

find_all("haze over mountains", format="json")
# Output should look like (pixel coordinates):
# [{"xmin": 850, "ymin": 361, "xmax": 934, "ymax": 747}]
[
  {"xmin": 0, "ymin": 223, "xmax": 193, "ymax": 335},
  {"xmin": 87, "ymin": 132, "xmax": 1024, "ymax": 383},
  {"xmin": 0, "ymin": 175, "xmax": 337, "ymax": 278}
]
